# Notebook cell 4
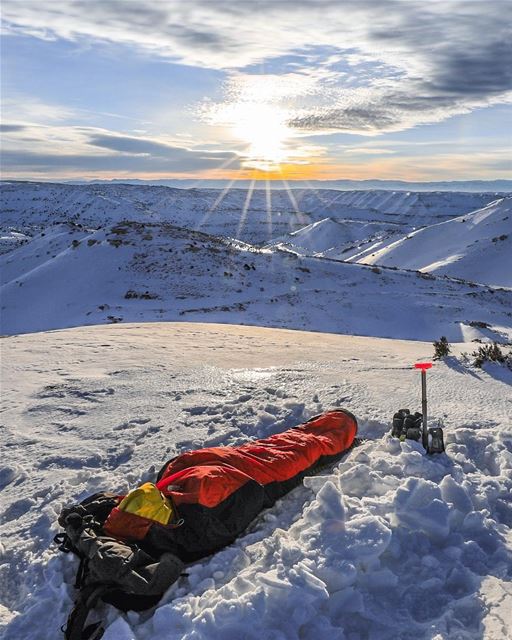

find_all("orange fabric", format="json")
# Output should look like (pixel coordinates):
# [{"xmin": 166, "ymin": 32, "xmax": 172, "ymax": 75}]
[
  {"xmin": 104, "ymin": 506, "xmax": 153, "ymax": 541},
  {"xmin": 159, "ymin": 410, "xmax": 356, "ymax": 508}
]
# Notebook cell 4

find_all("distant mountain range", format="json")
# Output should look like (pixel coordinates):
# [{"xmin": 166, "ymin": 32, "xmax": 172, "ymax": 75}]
[
  {"xmin": 29, "ymin": 178, "xmax": 512, "ymax": 192},
  {"xmin": 268, "ymin": 197, "xmax": 512, "ymax": 288},
  {"xmin": 2, "ymin": 181, "xmax": 511, "ymax": 340},
  {"xmin": 2, "ymin": 181, "xmax": 501, "ymax": 244}
]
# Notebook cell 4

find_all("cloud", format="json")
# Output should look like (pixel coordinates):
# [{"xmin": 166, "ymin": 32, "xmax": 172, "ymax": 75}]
[
  {"xmin": 88, "ymin": 132, "xmax": 236, "ymax": 162},
  {"xmin": 0, "ymin": 124, "xmax": 27, "ymax": 132},
  {"xmin": 1, "ymin": 126, "xmax": 241, "ymax": 175},
  {"xmin": 2, "ymin": 1, "xmax": 511, "ymax": 136},
  {"xmin": 1, "ymin": 149, "xmax": 238, "ymax": 173}
]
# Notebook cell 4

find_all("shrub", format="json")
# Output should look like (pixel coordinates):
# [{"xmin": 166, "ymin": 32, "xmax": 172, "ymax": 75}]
[
  {"xmin": 468, "ymin": 321, "xmax": 490, "ymax": 329},
  {"xmin": 471, "ymin": 342, "xmax": 512, "ymax": 369},
  {"xmin": 433, "ymin": 336, "xmax": 451, "ymax": 360}
]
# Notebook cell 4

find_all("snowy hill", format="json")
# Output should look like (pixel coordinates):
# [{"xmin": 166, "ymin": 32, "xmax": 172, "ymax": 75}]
[
  {"xmin": 0, "ymin": 229, "xmax": 30, "ymax": 255},
  {"xmin": 1, "ymin": 181, "xmax": 502, "ymax": 245},
  {"xmin": 266, "ymin": 217, "xmax": 400, "ymax": 259},
  {"xmin": 297, "ymin": 189, "xmax": 500, "ymax": 222},
  {"xmin": 354, "ymin": 198, "xmax": 512, "ymax": 287},
  {"xmin": 2, "ymin": 323, "xmax": 511, "ymax": 639},
  {"xmin": 0, "ymin": 223, "xmax": 92, "ymax": 284},
  {"xmin": 2, "ymin": 219, "xmax": 512, "ymax": 341}
]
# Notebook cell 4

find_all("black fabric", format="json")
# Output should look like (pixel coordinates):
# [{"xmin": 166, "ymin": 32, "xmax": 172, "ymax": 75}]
[
  {"xmin": 63, "ymin": 585, "xmax": 107, "ymax": 640},
  {"xmin": 102, "ymin": 590, "xmax": 162, "ymax": 613},
  {"xmin": 72, "ymin": 527, "xmax": 184, "ymax": 597},
  {"xmin": 141, "ymin": 478, "xmax": 265, "ymax": 562},
  {"xmin": 263, "ymin": 449, "xmax": 349, "ymax": 506},
  {"xmin": 144, "ymin": 446, "xmax": 358, "ymax": 562}
]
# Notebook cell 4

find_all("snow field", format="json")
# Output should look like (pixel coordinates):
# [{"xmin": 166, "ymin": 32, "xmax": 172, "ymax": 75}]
[
  {"xmin": 0, "ymin": 182, "xmax": 501, "ymax": 245},
  {"xmin": 1, "ymin": 323, "xmax": 511, "ymax": 639},
  {"xmin": 355, "ymin": 198, "xmax": 512, "ymax": 287},
  {"xmin": 2, "ymin": 219, "xmax": 511, "ymax": 341}
]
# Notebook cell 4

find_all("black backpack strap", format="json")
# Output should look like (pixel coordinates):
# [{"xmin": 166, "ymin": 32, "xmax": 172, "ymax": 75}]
[
  {"xmin": 54, "ymin": 532, "xmax": 74, "ymax": 554},
  {"xmin": 62, "ymin": 584, "xmax": 108, "ymax": 640}
]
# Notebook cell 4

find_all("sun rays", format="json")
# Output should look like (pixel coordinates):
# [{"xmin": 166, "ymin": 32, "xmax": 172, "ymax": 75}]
[
  {"xmin": 265, "ymin": 180, "xmax": 272, "ymax": 240},
  {"xmin": 236, "ymin": 178, "xmax": 256, "ymax": 238},
  {"xmin": 193, "ymin": 172, "xmax": 310, "ymax": 241},
  {"xmin": 192, "ymin": 71, "xmax": 322, "ymax": 240}
]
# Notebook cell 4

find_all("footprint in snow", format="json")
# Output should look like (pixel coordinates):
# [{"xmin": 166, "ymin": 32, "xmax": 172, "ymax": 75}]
[
  {"xmin": 113, "ymin": 417, "xmax": 151, "ymax": 430},
  {"xmin": 1, "ymin": 498, "xmax": 35, "ymax": 524}
]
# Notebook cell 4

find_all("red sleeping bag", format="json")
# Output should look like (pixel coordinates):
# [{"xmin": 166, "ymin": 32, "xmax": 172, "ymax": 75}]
[{"xmin": 104, "ymin": 409, "xmax": 357, "ymax": 560}]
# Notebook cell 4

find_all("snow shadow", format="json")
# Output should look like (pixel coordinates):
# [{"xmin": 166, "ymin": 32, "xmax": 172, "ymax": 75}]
[
  {"xmin": 444, "ymin": 354, "xmax": 512, "ymax": 386},
  {"xmin": 443, "ymin": 355, "xmax": 482, "ymax": 380},
  {"xmin": 481, "ymin": 362, "xmax": 512, "ymax": 386}
]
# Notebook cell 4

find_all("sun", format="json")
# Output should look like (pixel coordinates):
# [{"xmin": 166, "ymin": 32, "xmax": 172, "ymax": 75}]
[
  {"xmin": 230, "ymin": 102, "xmax": 290, "ymax": 171},
  {"xmin": 202, "ymin": 76, "xmax": 301, "ymax": 172}
]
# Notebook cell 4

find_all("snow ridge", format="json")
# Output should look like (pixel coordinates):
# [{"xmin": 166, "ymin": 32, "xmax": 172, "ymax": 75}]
[{"xmin": 354, "ymin": 197, "xmax": 512, "ymax": 287}]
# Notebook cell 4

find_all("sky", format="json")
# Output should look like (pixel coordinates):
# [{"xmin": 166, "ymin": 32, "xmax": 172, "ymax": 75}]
[{"xmin": 1, "ymin": 0, "xmax": 511, "ymax": 182}]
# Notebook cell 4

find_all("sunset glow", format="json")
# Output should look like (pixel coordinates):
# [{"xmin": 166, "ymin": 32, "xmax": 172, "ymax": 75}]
[{"xmin": 1, "ymin": 1, "xmax": 510, "ymax": 181}]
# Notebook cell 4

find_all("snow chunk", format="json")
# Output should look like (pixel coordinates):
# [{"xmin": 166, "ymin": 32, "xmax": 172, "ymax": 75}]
[{"xmin": 393, "ymin": 477, "xmax": 450, "ymax": 539}]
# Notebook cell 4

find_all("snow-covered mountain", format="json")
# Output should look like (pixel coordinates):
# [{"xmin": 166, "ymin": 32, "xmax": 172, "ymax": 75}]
[
  {"xmin": 296, "ymin": 189, "xmax": 501, "ymax": 222},
  {"xmin": 2, "ymin": 323, "xmax": 511, "ymax": 639},
  {"xmin": 2, "ymin": 183, "xmax": 512, "ymax": 639},
  {"xmin": 266, "ymin": 217, "xmax": 402, "ymax": 259},
  {"xmin": 69, "ymin": 177, "xmax": 512, "ymax": 191},
  {"xmin": 352, "ymin": 198, "xmax": 512, "ymax": 287},
  {"xmin": 2, "ymin": 219, "xmax": 511, "ymax": 342},
  {"xmin": 1, "ymin": 181, "xmax": 502, "ymax": 244}
]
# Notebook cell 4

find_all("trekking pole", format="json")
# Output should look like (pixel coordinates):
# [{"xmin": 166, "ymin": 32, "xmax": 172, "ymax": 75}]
[{"xmin": 414, "ymin": 362, "xmax": 432, "ymax": 447}]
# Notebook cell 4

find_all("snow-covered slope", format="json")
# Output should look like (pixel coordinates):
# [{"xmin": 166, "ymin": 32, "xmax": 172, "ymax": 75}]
[
  {"xmin": 297, "ymin": 189, "xmax": 500, "ymax": 222},
  {"xmin": 2, "ymin": 323, "xmax": 511, "ymax": 639},
  {"xmin": 1, "ymin": 182, "xmax": 502, "ymax": 244},
  {"xmin": 354, "ymin": 198, "xmax": 512, "ymax": 287},
  {"xmin": 2, "ymin": 220, "xmax": 511, "ymax": 341},
  {"xmin": 0, "ymin": 230, "xmax": 30, "ymax": 255},
  {"xmin": 0, "ymin": 223, "xmax": 91, "ymax": 284},
  {"xmin": 266, "ymin": 217, "xmax": 401, "ymax": 259}
]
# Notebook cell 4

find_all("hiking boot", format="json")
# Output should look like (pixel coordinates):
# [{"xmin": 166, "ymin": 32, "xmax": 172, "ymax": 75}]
[
  {"xmin": 403, "ymin": 412, "xmax": 422, "ymax": 441},
  {"xmin": 391, "ymin": 409, "xmax": 410, "ymax": 437}
]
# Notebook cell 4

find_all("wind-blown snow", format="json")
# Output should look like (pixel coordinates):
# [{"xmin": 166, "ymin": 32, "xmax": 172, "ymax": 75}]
[{"xmin": 1, "ymin": 323, "xmax": 511, "ymax": 640}]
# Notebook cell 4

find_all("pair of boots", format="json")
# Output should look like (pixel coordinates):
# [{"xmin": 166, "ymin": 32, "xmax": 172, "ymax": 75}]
[
  {"xmin": 391, "ymin": 408, "xmax": 422, "ymax": 442},
  {"xmin": 391, "ymin": 409, "xmax": 445, "ymax": 453}
]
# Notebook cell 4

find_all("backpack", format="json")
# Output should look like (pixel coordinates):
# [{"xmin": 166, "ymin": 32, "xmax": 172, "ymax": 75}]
[{"xmin": 55, "ymin": 491, "xmax": 184, "ymax": 639}]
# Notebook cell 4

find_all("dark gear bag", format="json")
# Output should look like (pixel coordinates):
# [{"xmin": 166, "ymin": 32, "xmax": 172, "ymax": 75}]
[{"xmin": 55, "ymin": 493, "xmax": 184, "ymax": 640}]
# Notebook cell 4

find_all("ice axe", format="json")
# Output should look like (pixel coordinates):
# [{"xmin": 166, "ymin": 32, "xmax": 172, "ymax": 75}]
[{"xmin": 414, "ymin": 362, "xmax": 445, "ymax": 454}]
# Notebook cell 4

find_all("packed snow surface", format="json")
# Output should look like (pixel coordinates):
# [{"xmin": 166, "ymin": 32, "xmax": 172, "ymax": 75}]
[
  {"xmin": 355, "ymin": 198, "xmax": 512, "ymax": 287},
  {"xmin": 1, "ymin": 323, "xmax": 511, "ymax": 640}
]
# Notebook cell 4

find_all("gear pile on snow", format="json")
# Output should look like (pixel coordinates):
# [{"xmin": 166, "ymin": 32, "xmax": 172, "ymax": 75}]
[
  {"xmin": 389, "ymin": 362, "xmax": 445, "ymax": 454},
  {"xmin": 55, "ymin": 409, "xmax": 358, "ymax": 639}
]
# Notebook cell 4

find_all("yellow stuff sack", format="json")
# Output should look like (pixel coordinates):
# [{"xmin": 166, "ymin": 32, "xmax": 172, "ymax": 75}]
[{"xmin": 117, "ymin": 482, "xmax": 174, "ymax": 525}]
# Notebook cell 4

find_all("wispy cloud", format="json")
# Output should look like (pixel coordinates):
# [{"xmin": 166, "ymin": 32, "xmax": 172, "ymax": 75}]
[
  {"xmin": 0, "ymin": 124, "xmax": 26, "ymax": 132},
  {"xmin": 1, "ymin": 122, "xmax": 241, "ymax": 176},
  {"xmin": 2, "ymin": 0, "xmax": 511, "ymax": 137}
]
